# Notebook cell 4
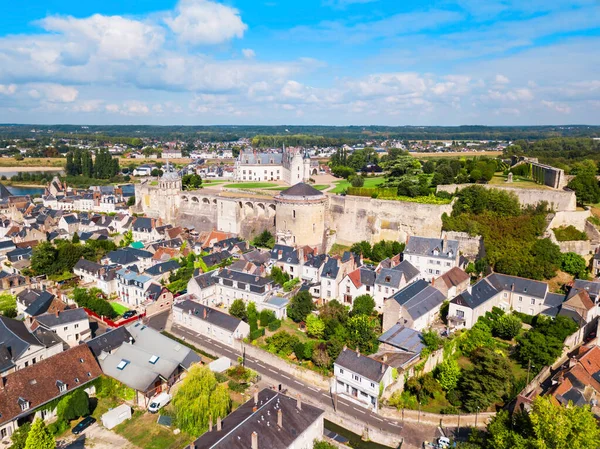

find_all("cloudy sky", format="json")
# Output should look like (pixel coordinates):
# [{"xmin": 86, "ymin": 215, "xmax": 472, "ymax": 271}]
[{"xmin": 0, "ymin": 0, "xmax": 598, "ymax": 125}]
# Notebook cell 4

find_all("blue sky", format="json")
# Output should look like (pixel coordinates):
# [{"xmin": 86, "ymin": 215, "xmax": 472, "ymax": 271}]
[{"xmin": 0, "ymin": 0, "xmax": 598, "ymax": 125}]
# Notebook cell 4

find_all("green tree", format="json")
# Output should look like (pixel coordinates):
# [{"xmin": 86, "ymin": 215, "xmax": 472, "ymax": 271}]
[
  {"xmin": 72, "ymin": 232, "xmax": 80, "ymax": 244},
  {"xmin": 266, "ymin": 331, "xmax": 300, "ymax": 356},
  {"xmin": 460, "ymin": 347, "xmax": 512, "ymax": 412},
  {"xmin": 435, "ymin": 358, "xmax": 461, "ymax": 392},
  {"xmin": 127, "ymin": 196, "xmax": 136, "ymax": 207},
  {"xmin": 568, "ymin": 173, "xmax": 600, "ymax": 205},
  {"xmin": 561, "ymin": 252, "xmax": 588, "ymax": 278},
  {"xmin": 492, "ymin": 314, "xmax": 522, "ymax": 340},
  {"xmin": 349, "ymin": 174, "xmax": 364, "ymax": 187},
  {"xmin": 56, "ymin": 388, "xmax": 90, "ymax": 422},
  {"xmin": 346, "ymin": 315, "xmax": 379, "ymax": 354},
  {"xmin": 173, "ymin": 365, "xmax": 231, "ymax": 435},
  {"xmin": 121, "ymin": 230, "xmax": 133, "ymax": 247},
  {"xmin": 287, "ymin": 290, "xmax": 315, "ymax": 322},
  {"xmin": 229, "ymin": 299, "xmax": 247, "ymax": 322},
  {"xmin": 351, "ymin": 294, "xmax": 375, "ymax": 316},
  {"xmin": 24, "ymin": 419, "xmax": 55, "ymax": 449},
  {"xmin": 314, "ymin": 440, "xmax": 337, "ymax": 449},
  {"xmin": 252, "ymin": 230, "xmax": 275, "ymax": 249},
  {"xmin": 10, "ymin": 422, "xmax": 31, "ymax": 449},
  {"xmin": 306, "ymin": 314, "xmax": 325, "ymax": 339},
  {"xmin": 270, "ymin": 266, "xmax": 290, "ymax": 286}
]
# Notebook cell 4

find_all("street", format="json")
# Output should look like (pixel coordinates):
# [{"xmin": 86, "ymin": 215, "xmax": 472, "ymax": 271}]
[{"xmin": 166, "ymin": 318, "xmax": 440, "ymax": 448}]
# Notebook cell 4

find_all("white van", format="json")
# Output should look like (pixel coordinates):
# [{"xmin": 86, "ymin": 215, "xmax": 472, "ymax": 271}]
[{"xmin": 148, "ymin": 392, "xmax": 172, "ymax": 414}]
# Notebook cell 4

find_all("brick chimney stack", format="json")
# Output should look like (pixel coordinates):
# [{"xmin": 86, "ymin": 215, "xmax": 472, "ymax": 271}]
[
  {"xmin": 296, "ymin": 394, "xmax": 302, "ymax": 411},
  {"xmin": 277, "ymin": 409, "xmax": 282, "ymax": 428},
  {"xmin": 251, "ymin": 431, "xmax": 258, "ymax": 449}
]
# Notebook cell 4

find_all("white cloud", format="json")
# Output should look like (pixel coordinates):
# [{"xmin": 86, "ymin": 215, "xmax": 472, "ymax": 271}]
[
  {"xmin": 541, "ymin": 100, "xmax": 571, "ymax": 114},
  {"xmin": 165, "ymin": 0, "xmax": 247, "ymax": 45},
  {"xmin": 0, "ymin": 84, "xmax": 16, "ymax": 95},
  {"xmin": 28, "ymin": 84, "xmax": 79, "ymax": 103},
  {"xmin": 242, "ymin": 49, "xmax": 255, "ymax": 59},
  {"xmin": 495, "ymin": 74, "xmax": 510, "ymax": 84},
  {"xmin": 40, "ymin": 14, "xmax": 165, "ymax": 60}
]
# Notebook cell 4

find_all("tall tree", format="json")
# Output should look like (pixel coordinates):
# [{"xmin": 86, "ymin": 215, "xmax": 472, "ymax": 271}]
[{"xmin": 24, "ymin": 419, "xmax": 54, "ymax": 449}]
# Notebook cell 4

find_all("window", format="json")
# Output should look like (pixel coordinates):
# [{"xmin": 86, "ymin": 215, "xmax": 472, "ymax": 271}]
[
  {"xmin": 339, "ymin": 368, "xmax": 344, "ymax": 374},
  {"xmin": 436, "ymin": 270, "xmax": 440, "ymax": 275},
  {"xmin": 530, "ymin": 298, "xmax": 535, "ymax": 305},
  {"xmin": 64, "ymin": 326, "xmax": 68, "ymax": 331},
  {"xmin": 385, "ymin": 287, "xmax": 389, "ymax": 294},
  {"xmin": 149, "ymin": 355, "xmax": 159, "ymax": 364},
  {"xmin": 74, "ymin": 324, "xmax": 79, "ymax": 329},
  {"xmin": 20, "ymin": 401, "xmax": 29, "ymax": 412},
  {"xmin": 371, "ymin": 382, "xmax": 375, "ymax": 388},
  {"xmin": 457, "ymin": 310, "xmax": 464, "ymax": 318},
  {"xmin": 293, "ymin": 210, "xmax": 296, "ymax": 219},
  {"xmin": 117, "ymin": 359, "xmax": 130, "ymax": 370},
  {"xmin": 519, "ymin": 296, "xmax": 522, "ymax": 302},
  {"xmin": 353, "ymin": 374, "xmax": 361, "ymax": 382}
]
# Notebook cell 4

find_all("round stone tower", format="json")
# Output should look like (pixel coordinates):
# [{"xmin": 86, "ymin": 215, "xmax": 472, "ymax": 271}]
[{"xmin": 275, "ymin": 183, "xmax": 327, "ymax": 250}]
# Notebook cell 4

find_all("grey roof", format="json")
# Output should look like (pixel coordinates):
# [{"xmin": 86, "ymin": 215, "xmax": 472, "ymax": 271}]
[
  {"xmin": 0, "ymin": 183, "xmax": 12, "ymax": 199},
  {"xmin": 74, "ymin": 258, "xmax": 104, "ymax": 274},
  {"xmin": 239, "ymin": 150, "xmax": 283, "ymax": 165},
  {"xmin": 376, "ymin": 268, "xmax": 404, "ymax": 289},
  {"xmin": 388, "ymin": 279, "xmax": 446, "ymax": 320},
  {"xmin": 392, "ymin": 260, "xmax": 420, "ymax": 281},
  {"xmin": 132, "ymin": 217, "xmax": 153, "ymax": 231},
  {"xmin": 278, "ymin": 183, "xmax": 323, "ymax": 197},
  {"xmin": 97, "ymin": 323, "xmax": 201, "ymax": 392},
  {"xmin": 357, "ymin": 267, "xmax": 376, "ymax": 287},
  {"xmin": 174, "ymin": 300, "xmax": 243, "ymax": 332},
  {"xmin": 486, "ymin": 273, "xmax": 548, "ymax": 299},
  {"xmin": 144, "ymin": 283, "xmax": 163, "ymax": 301},
  {"xmin": 87, "ymin": 327, "xmax": 133, "ymax": 357},
  {"xmin": 105, "ymin": 247, "xmax": 153, "ymax": 265},
  {"xmin": 217, "ymin": 269, "xmax": 274, "ymax": 288},
  {"xmin": 144, "ymin": 260, "xmax": 180, "ymax": 276},
  {"xmin": 451, "ymin": 277, "xmax": 499, "ymax": 309},
  {"xmin": 191, "ymin": 389, "xmax": 324, "ymax": 449},
  {"xmin": 0, "ymin": 240, "xmax": 16, "ymax": 251},
  {"xmin": 270, "ymin": 244, "xmax": 295, "ymax": 261},
  {"xmin": 0, "ymin": 316, "xmax": 43, "ymax": 364},
  {"xmin": 378, "ymin": 324, "xmax": 425, "ymax": 353},
  {"xmin": 62, "ymin": 214, "xmax": 78, "ymax": 224},
  {"xmin": 17, "ymin": 289, "xmax": 56, "ymax": 316},
  {"xmin": 572, "ymin": 279, "xmax": 600, "ymax": 300},
  {"xmin": 304, "ymin": 254, "xmax": 327, "ymax": 269},
  {"xmin": 321, "ymin": 257, "xmax": 340, "ymax": 279},
  {"xmin": 335, "ymin": 348, "xmax": 387, "ymax": 382},
  {"xmin": 404, "ymin": 236, "xmax": 458, "ymax": 260},
  {"xmin": 36, "ymin": 308, "xmax": 88, "ymax": 328},
  {"xmin": 202, "ymin": 251, "xmax": 232, "ymax": 268},
  {"xmin": 190, "ymin": 271, "xmax": 218, "ymax": 290},
  {"xmin": 544, "ymin": 292, "xmax": 565, "ymax": 308}
]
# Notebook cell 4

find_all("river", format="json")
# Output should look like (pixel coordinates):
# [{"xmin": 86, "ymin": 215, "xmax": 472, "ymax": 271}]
[{"xmin": 7, "ymin": 186, "xmax": 46, "ymax": 196}]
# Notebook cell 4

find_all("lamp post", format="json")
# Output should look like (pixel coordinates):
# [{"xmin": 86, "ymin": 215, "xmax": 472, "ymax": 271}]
[
  {"xmin": 475, "ymin": 406, "xmax": 480, "ymax": 427},
  {"xmin": 418, "ymin": 401, "xmax": 422, "ymax": 423}
]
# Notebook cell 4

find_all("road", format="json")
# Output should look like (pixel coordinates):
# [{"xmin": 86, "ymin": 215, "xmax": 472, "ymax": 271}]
[{"xmin": 167, "ymin": 321, "xmax": 438, "ymax": 448}]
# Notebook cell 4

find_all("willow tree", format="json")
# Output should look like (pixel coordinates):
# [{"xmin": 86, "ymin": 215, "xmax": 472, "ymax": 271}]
[{"xmin": 173, "ymin": 365, "xmax": 231, "ymax": 435}]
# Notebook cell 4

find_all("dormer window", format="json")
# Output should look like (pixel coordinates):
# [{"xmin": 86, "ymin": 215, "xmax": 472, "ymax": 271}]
[
  {"xmin": 18, "ymin": 398, "xmax": 29, "ymax": 411},
  {"xmin": 433, "ymin": 250, "xmax": 439, "ymax": 256},
  {"xmin": 56, "ymin": 380, "xmax": 67, "ymax": 393}
]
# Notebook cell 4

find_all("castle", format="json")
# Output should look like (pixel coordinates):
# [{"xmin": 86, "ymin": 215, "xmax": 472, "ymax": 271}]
[
  {"xmin": 134, "ymin": 168, "xmax": 455, "ymax": 252},
  {"xmin": 233, "ymin": 146, "xmax": 317, "ymax": 184}
]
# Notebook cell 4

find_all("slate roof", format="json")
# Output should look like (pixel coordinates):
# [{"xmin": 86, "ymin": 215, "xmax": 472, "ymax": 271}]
[
  {"xmin": 378, "ymin": 324, "xmax": 425, "ymax": 353},
  {"xmin": 571, "ymin": 279, "xmax": 600, "ymax": 301},
  {"xmin": 487, "ymin": 273, "xmax": 548, "ymax": 299},
  {"xmin": 404, "ymin": 236, "xmax": 458, "ymax": 260},
  {"xmin": 347, "ymin": 267, "xmax": 376, "ymax": 288},
  {"xmin": 451, "ymin": 277, "xmax": 499, "ymax": 309},
  {"xmin": 392, "ymin": 260, "xmax": 420, "ymax": 281},
  {"xmin": 0, "ymin": 183, "xmax": 12, "ymax": 199},
  {"xmin": 105, "ymin": 247, "xmax": 153, "ymax": 265},
  {"xmin": 35, "ymin": 308, "xmax": 88, "ymax": 328},
  {"xmin": 238, "ymin": 150, "xmax": 283, "ymax": 165},
  {"xmin": 335, "ymin": 348, "xmax": 387, "ymax": 382},
  {"xmin": 191, "ymin": 389, "xmax": 324, "ymax": 449},
  {"xmin": 0, "ymin": 316, "xmax": 45, "ymax": 369},
  {"xmin": 321, "ymin": 257, "xmax": 340, "ymax": 280},
  {"xmin": 278, "ymin": 183, "xmax": 323, "ymax": 197},
  {"xmin": 0, "ymin": 240, "xmax": 15, "ymax": 252},
  {"xmin": 202, "ymin": 251, "xmax": 232, "ymax": 268},
  {"xmin": 388, "ymin": 279, "xmax": 446, "ymax": 320},
  {"xmin": 0, "ymin": 344, "xmax": 102, "ymax": 427},
  {"xmin": 17, "ymin": 289, "xmax": 56, "ymax": 316},
  {"xmin": 144, "ymin": 260, "xmax": 180, "ymax": 276},
  {"xmin": 87, "ymin": 327, "xmax": 133, "ymax": 357},
  {"xmin": 375, "ymin": 268, "xmax": 404, "ymax": 289},
  {"xmin": 62, "ymin": 214, "xmax": 78, "ymax": 224},
  {"xmin": 190, "ymin": 271, "xmax": 218, "ymax": 290},
  {"xmin": 270, "ymin": 244, "xmax": 295, "ymax": 261},
  {"xmin": 132, "ymin": 217, "xmax": 154, "ymax": 231},
  {"xmin": 175, "ymin": 300, "xmax": 243, "ymax": 332}
]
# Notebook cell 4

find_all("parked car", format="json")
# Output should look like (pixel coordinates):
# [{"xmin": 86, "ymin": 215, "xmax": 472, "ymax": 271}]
[
  {"xmin": 148, "ymin": 392, "xmax": 172, "ymax": 413},
  {"xmin": 122, "ymin": 310, "xmax": 138, "ymax": 319},
  {"xmin": 72, "ymin": 416, "xmax": 96, "ymax": 435}
]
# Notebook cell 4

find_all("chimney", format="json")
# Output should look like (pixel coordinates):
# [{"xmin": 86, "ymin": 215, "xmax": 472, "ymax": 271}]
[
  {"xmin": 216, "ymin": 416, "xmax": 222, "ymax": 431},
  {"xmin": 296, "ymin": 394, "xmax": 302, "ymax": 411},
  {"xmin": 382, "ymin": 354, "xmax": 388, "ymax": 363},
  {"xmin": 277, "ymin": 409, "xmax": 282, "ymax": 428},
  {"xmin": 203, "ymin": 308, "xmax": 207, "ymax": 319},
  {"xmin": 442, "ymin": 234, "xmax": 448, "ymax": 253},
  {"xmin": 254, "ymin": 389, "xmax": 259, "ymax": 405},
  {"xmin": 55, "ymin": 310, "xmax": 59, "ymax": 318},
  {"xmin": 381, "ymin": 363, "xmax": 386, "ymax": 374},
  {"xmin": 251, "ymin": 431, "xmax": 258, "ymax": 449}
]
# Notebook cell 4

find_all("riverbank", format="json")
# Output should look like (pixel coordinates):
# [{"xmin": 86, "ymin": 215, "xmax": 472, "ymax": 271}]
[{"xmin": 0, "ymin": 158, "xmax": 65, "ymax": 168}]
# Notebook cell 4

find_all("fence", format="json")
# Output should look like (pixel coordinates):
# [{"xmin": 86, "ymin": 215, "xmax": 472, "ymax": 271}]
[{"xmin": 83, "ymin": 308, "xmax": 146, "ymax": 328}]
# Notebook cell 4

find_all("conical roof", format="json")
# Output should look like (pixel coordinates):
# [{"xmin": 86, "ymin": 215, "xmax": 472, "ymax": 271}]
[{"xmin": 279, "ymin": 183, "xmax": 322, "ymax": 197}]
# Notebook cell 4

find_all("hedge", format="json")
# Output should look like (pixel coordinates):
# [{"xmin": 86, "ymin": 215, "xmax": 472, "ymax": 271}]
[
  {"xmin": 346, "ymin": 187, "xmax": 452, "ymax": 204},
  {"xmin": 268, "ymin": 319, "xmax": 282, "ymax": 332},
  {"xmin": 249, "ymin": 328, "xmax": 265, "ymax": 341}
]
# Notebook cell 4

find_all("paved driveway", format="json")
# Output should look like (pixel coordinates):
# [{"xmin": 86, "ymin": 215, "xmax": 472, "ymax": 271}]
[{"xmin": 59, "ymin": 423, "xmax": 139, "ymax": 449}]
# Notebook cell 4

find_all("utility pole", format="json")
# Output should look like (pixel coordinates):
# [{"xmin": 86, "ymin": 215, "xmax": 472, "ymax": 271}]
[
  {"xmin": 475, "ymin": 407, "xmax": 480, "ymax": 427},
  {"xmin": 418, "ymin": 401, "xmax": 421, "ymax": 423},
  {"xmin": 526, "ymin": 358, "xmax": 532, "ymax": 385}
]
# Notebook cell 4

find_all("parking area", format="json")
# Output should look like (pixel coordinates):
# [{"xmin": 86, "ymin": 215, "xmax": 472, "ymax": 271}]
[{"xmin": 59, "ymin": 423, "xmax": 139, "ymax": 449}]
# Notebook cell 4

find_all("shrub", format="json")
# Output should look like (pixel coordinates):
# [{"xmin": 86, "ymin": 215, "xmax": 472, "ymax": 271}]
[
  {"xmin": 47, "ymin": 420, "xmax": 69, "ymax": 436},
  {"xmin": 440, "ymin": 405, "xmax": 460, "ymax": 415},
  {"xmin": 266, "ymin": 331, "xmax": 300, "ymax": 356},
  {"xmin": 259, "ymin": 310, "xmax": 276, "ymax": 327},
  {"xmin": 492, "ymin": 314, "xmax": 522, "ymax": 340},
  {"xmin": 553, "ymin": 225, "xmax": 588, "ymax": 241},
  {"xmin": 228, "ymin": 379, "xmax": 247, "ymax": 393},
  {"xmin": 283, "ymin": 277, "xmax": 301, "ymax": 292},
  {"xmin": 267, "ymin": 319, "xmax": 281, "ymax": 332},
  {"xmin": 249, "ymin": 328, "xmax": 265, "ymax": 341}
]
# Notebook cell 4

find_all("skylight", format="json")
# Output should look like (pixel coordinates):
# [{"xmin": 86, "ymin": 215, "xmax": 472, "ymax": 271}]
[
  {"xmin": 117, "ymin": 359, "xmax": 130, "ymax": 370},
  {"xmin": 149, "ymin": 355, "xmax": 159, "ymax": 364}
]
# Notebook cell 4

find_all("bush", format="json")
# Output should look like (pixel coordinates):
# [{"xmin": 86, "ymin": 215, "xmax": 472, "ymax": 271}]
[
  {"xmin": 553, "ymin": 225, "xmax": 588, "ymax": 241},
  {"xmin": 267, "ymin": 319, "xmax": 281, "ymax": 332},
  {"xmin": 47, "ymin": 420, "xmax": 69, "ymax": 436},
  {"xmin": 492, "ymin": 314, "xmax": 522, "ymax": 340},
  {"xmin": 249, "ymin": 328, "xmax": 265, "ymax": 341},
  {"xmin": 266, "ymin": 331, "xmax": 300, "ymax": 356},
  {"xmin": 259, "ymin": 309, "xmax": 276, "ymax": 327},
  {"xmin": 214, "ymin": 372, "xmax": 228, "ymax": 383},
  {"xmin": 283, "ymin": 277, "xmax": 301, "ymax": 292},
  {"xmin": 440, "ymin": 405, "xmax": 460, "ymax": 415},
  {"xmin": 227, "ymin": 379, "xmax": 248, "ymax": 393}
]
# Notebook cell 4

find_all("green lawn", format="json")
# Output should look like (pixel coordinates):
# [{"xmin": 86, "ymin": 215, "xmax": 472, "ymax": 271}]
[
  {"xmin": 110, "ymin": 302, "xmax": 129, "ymax": 316},
  {"xmin": 113, "ymin": 409, "xmax": 193, "ymax": 449},
  {"xmin": 224, "ymin": 182, "xmax": 278, "ymax": 189},
  {"xmin": 330, "ymin": 176, "xmax": 385, "ymax": 193},
  {"xmin": 489, "ymin": 174, "xmax": 548, "ymax": 189},
  {"xmin": 0, "ymin": 293, "xmax": 16, "ymax": 314},
  {"xmin": 267, "ymin": 184, "xmax": 329, "ymax": 191}
]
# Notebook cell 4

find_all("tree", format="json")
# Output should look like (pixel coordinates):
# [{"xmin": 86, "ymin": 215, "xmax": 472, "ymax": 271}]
[
  {"xmin": 10, "ymin": 422, "xmax": 31, "ymax": 449},
  {"xmin": 306, "ymin": 314, "xmax": 325, "ymax": 339},
  {"xmin": 247, "ymin": 302, "xmax": 258, "ymax": 331},
  {"xmin": 182, "ymin": 174, "xmax": 203, "ymax": 190},
  {"xmin": 314, "ymin": 440, "xmax": 337, "ymax": 449},
  {"xmin": 460, "ymin": 347, "xmax": 512, "ymax": 412},
  {"xmin": 252, "ymin": 230, "xmax": 275, "ymax": 249},
  {"xmin": 349, "ymin": 174, "xmax": 364, "ymax": 187},
  {"xmin": 56, "ymin": 388, "xmax": 90, "ymax": 422},
  {"xmin": 266, "ymin": 331, "xmax": 300, "ymax": 356},
  {"xmin": 229, "ymin": 299, "xmax": 247, "ymax": 322},
  {"xmin": 492, "ymin": 314, "xmax": 522, "ymax": 340},
  {"xmin": 561, "ymin": 252, "xmax": 588, "ymax": 278},
  {"xmin": 311, "ymin": 343, "xmax": 331, "ymax": 367},
  {"xmin": 173, "ymin": 365, "xmax": 231, "ymax": 435},
  {"xmin": 24, "ymin": 419, "xmax": 55, "ymax": 449},
  {"xmin": 30, "ymin": 241, "xmax": 58, "ymax": 275},
  {"xmin": 121, "ymin": 230, "xmax": 133, "ymax": 247},
  {"xmin": 346, "ymin": 315, "xmax": 379, "ymax": 354},
  {"xmin": 127, "ymin": 196, "xmax": 136, "ymax": 207},
  {"xmin": 435, "ymin": 358, "xmax": 460, "ymax": 392},
  {"xmin": 351, "ymin": 294, "xmax": 375, "ymax": 316},
  {"xmin": 259, "ymin": 309, "xmax": 276, "ymax": 327},
  {"xmin": 568, "ymin": 173, "xmax": 600, "ymax": 205},
  {"xmin": 287, "ymin": 290, "xmax": 315, "ymax": 322}
]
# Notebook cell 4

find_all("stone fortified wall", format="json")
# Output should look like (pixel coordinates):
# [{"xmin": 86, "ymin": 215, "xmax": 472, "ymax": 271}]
[
  {"xmin": 436, "ymin": 184, "xmax": 576, "ymax": 212},
  {"xmin": 327, "ymin": 195, "xmax": 453, "ymax": 246},
  {"xmin": 442, "ymin": 231, "xmax": 484, "ymax": 259}
]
